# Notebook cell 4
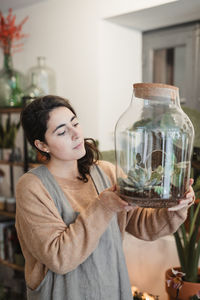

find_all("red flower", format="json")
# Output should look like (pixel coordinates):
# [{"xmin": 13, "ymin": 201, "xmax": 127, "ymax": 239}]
[{"xmin": 0, "ymin": 8, "xmax": 28, "ymax": 54}]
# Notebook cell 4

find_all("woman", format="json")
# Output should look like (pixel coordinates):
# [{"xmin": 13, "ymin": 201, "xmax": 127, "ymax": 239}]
[{"xmin": 16, "ymin": 95, "xmax": 194, "ymax": 300}]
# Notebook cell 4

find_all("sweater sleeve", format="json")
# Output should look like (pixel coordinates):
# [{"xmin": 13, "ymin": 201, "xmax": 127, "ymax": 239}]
[
  {"xmin": 124, "ymin": 206, "xmax": 188, "ymax": 240},
  {"xmin": 15, "ymin": 173, "xmax": 115, "ymax": 275}
]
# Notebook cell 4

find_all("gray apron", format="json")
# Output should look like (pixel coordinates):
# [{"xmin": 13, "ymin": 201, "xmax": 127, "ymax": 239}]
[{"xmin": 27, "ymin": 165, "xmax": 132, "ymax": 300}]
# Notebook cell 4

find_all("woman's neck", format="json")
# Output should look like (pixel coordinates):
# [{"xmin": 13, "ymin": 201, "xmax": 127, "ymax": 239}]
[{"xmin": 46, "ymin": 159, "xmax": 79, "ymax": 180}]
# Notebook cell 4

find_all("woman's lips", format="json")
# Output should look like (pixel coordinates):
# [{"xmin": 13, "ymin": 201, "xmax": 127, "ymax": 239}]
[{"xmin": 73, "ymin": 141, "xmax": 83, "ymax": 149}]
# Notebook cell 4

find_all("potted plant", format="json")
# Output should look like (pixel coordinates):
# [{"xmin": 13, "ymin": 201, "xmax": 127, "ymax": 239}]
[
  {"xmin": 0, "ymin": 116, "xmax": 20, "ymax": 161},
  {"xmin": 165, "ymin": 176, "xmax": 200, "ymax": 299}
]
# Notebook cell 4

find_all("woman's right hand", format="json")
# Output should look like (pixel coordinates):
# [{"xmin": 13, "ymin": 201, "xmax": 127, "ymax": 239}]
[{"xmin": 99, "ymin": 185, "xmax": 133, "ymax": 213}]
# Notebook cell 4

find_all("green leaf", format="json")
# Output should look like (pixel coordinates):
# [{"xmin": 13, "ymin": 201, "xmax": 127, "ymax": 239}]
[
  {"xmin": 160, "ymin": 113, "xmax": 175, "ymax": 128},
  {"xmin": 171, "ymin": 174, "xmax": 181, "ymax": 188},
  {"xmin": 154, "ymin": 186, "xmax": 164, "ymax": 195},
  {"xmin": 193, "ymin": 239, "xmax": 200, "ymax": 278},
  {"xmin": 174, "ymin": 228, "xmax": 186, "ymax": 272},
  {"xmin": 189, "ymin": 201, "xmax": 200, "ymax": 240},
  {"xmin": 131, "ymin": 118, "xmax": 152, "ymax": 130},
  {"xmin": 180, "ymin": 225, "xmax": 187, "ymax": 248}
]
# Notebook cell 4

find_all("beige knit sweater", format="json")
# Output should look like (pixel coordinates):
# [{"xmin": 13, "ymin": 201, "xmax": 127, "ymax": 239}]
[{"xmin": 15, "ymin": 160, "xmax": 187, "ymax": 290}]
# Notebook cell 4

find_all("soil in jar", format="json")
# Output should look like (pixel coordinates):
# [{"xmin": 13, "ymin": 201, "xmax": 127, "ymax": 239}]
[
  {"xmin": 117, "ymin": 146, "xmax": 190, "ymax": 208},
  {"xmin": 118, "ymin": 187, "xmax": 180, "ymax": 208}
]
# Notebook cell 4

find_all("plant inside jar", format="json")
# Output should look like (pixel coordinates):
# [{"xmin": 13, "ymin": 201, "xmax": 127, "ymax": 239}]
[{"xmin": 117, "ymin": 152, "xmax": 189, "ymax": 208}]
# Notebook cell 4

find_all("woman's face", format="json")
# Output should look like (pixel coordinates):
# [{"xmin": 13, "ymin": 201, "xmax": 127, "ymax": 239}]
[{"xmin": 43, "ymin": 106, "xmax": 86, "ymax": 162}]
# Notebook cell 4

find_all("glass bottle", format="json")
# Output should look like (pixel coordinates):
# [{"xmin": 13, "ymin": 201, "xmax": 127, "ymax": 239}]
[
  {"xmin": 115, "ymin": 83, "xmax": 194, "ymax": 208},
  {"xmin": 24, "ymin": 73, "xmax": 44, "ymax": 100},
  {"xmin": 27, "ymin": 57, "xmax": 56, "ymax": 95},
  {"xmin": 0, "ymin": 53, "xmax": 24, "ymax": 107}
]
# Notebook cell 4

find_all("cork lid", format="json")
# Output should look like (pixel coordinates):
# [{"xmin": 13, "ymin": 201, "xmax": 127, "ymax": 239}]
[{"xmin": 133, "ymin": 83, "xmax": 179, "ymax": 101}]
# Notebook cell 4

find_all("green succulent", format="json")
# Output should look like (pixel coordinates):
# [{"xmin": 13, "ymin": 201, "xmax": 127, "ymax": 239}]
[
  {"xmin": 118, "ymin": 151, "xmax": 189, "ymax": 197},
  {"xmin": 118, "ymin": 164, "xmax": 164, "ymax": 195}
]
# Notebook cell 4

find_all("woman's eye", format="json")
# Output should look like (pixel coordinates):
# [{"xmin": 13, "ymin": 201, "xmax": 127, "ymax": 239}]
[
  {"xmin": 58, "ymin": 131, "xmax": 66, "ymax": 136},
  {"xmin": 73, "ymin": 122, "xmax": 79, "ymax": 127}
]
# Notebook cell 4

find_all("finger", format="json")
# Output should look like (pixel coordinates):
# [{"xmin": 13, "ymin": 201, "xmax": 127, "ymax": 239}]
[
  {"xmin": 108, "ymin": 185, "xmax": 116, "ymax": 192},
  {"xmin": 189, "ymin": 178, "xmax": 194, "ymax": 186},
  {"xmin": 113, "ymin": 191, "xmax": 130, "ymax": 205},
  {"xmin": 168, "ymin": 201, "xmax": 190, "ymax": 211},
  {"xmin": 112, "ymin": 193, "xmax": 130, "ymax": 206},
  {"xmin": 179, "ymin": 199, "xmax": 193, "ymax": 206},
  {"xmin": 185, "ymin": 186, "xmax": 194, "ymax": 197},
  {"xmin": 168, "ymin": 199, "xmax": 194, "ymax": 211},
  {"xmin": 168, "ymin": 204, "xmax": 186, "ymax": 211},
  {"xmin": 119, "ymin": 198, "xmax": 130, "ymax": 206},
  {"xmin": 124, "ymin": 205, "xmax": 133, "ymax": 211}
]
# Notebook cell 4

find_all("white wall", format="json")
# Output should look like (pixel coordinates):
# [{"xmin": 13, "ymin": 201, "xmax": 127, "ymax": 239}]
[{"xmin": 98, "ymin": 21, "xmax": 141, "ymax": 150}]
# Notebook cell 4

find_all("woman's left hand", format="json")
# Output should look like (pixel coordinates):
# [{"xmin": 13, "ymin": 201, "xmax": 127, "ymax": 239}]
[{"xmin": 168, "ymin": 178, "xmax": 195, "ymax": 211}]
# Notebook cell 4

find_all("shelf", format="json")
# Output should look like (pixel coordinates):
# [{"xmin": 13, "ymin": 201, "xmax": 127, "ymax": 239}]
[
  {"xmin": 0, "ymin": 160, "xmax": 24, "ymax": 167},
  {"xmin": 0, "ymin": 107, "xmax": 22, "ymax": 114},
  {"xmin": 0, "ymin": 160, "xmax": 41, "ymax": 168},
  {"xmin": 0, "ymin": 210, "xmax": 15, "ymax": 218},
  {"xmin": 0, "ymin": 258, "xmax": 24, "ymax": 272}
]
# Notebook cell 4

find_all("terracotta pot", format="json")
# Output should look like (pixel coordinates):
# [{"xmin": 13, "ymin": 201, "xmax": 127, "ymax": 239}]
[{"xmin": 165, "ymin": 268, "xmax": 200, "ymax": 300}]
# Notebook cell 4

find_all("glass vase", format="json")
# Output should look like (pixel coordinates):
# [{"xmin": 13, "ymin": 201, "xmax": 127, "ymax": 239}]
[
  {"xmin": 27, "ymin": 56, "xmax": 56, "ymax": 95},
  {"xmin": 0, "ymin": 53, "xmax": 24, "ymax": 107},
  {"xmin": 115, "ymin": 83, "xmax": 194, "ymax": 208},
  {"xmin": 23, "ymin": 73, "xmax": 44, "ymax": 104}
]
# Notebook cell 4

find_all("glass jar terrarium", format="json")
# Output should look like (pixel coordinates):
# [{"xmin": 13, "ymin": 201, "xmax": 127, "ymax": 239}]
[{"xmin": 115, "ymin": 83, "xmax": 194, "ymax": 208}]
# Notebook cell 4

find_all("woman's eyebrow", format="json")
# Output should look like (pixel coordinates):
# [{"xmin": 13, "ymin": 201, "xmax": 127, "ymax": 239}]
[
  {"xmin": 52, "ymin": 116, "xmax": 76, "ymax": 133},
  {"xmin": 53, "ymin": 123, "xmax": 66, "ymax": 133},
  {"xmin": 71, "ymin": 115, "xmax": 76, "ymax": 122}
]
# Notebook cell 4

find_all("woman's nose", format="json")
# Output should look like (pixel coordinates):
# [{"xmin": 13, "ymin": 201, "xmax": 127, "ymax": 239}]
[{"xmin": 70, "ymin": 127, "xmax": 79, "ymax": 140}]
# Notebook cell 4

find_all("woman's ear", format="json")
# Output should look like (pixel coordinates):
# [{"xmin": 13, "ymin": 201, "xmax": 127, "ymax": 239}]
[{"xmin": 34, "ymin": 139, "xmax": 49, "ymax": 153}]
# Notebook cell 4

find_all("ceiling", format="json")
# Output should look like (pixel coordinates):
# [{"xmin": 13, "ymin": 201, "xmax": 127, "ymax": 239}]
[
  {"xmin": 0, "ymin": 0, "xmax": 47, "ymax": 12},
  {"xmin": 1, "ymin": 0, "xmax": 200, "ymax": 32},
  {"xmin": 106, "ymin": 0, "xmax": 200, "ymax": 31}
]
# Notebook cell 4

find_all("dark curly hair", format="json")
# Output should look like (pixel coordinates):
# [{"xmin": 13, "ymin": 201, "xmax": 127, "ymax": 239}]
[{"xmin": 21, "ymin": 95, "xmax": 100, "ymax": 182}]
